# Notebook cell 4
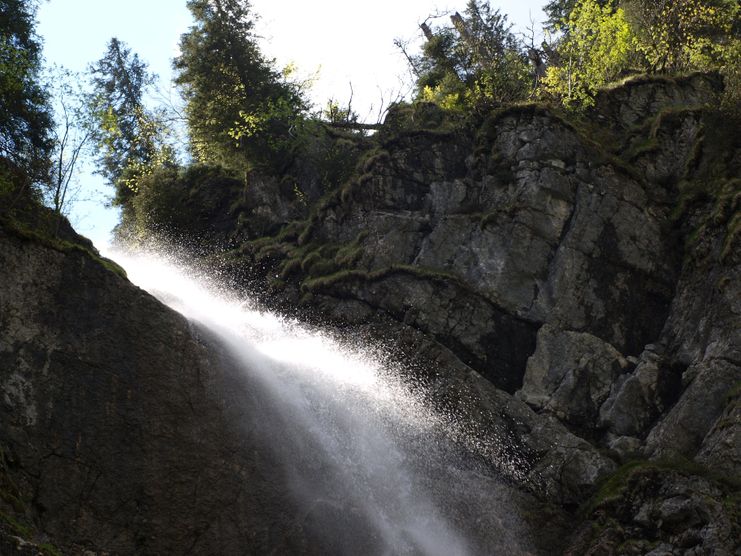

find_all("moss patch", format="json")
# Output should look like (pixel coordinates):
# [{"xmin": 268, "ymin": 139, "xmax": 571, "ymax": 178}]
[
  {"xmin": 583, "ymin": 456, "xmax": 741, "ymax": 518},
  {"xmin": 301, "ymin": 263, "xmax": 465, "ymax": 294},
  {"xmin": 0, "ymin": 216, "xmax": 127, "ymax": 279}
]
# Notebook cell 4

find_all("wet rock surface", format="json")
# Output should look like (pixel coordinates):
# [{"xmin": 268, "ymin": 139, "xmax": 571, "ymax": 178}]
[{"xmin": 230, "ymin": 73, "xmax": 738, "ymax": 553}]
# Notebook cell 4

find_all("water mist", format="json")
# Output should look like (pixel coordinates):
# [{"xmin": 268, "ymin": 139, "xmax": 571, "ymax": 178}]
[{"xmin": 110, "ymin": 247, "xmax": 535, "ymax": 555}]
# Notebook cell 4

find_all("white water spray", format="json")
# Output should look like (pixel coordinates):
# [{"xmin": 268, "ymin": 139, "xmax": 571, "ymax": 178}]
[{"xmin": 109, "ymin": 248, "xmax": 534, "ymax": 555}]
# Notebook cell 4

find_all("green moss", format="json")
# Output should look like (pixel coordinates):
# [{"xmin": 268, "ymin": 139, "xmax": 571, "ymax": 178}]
[
  {"xmin": 240, "ymin": 221, "xmax": 305, "ymax": 261},
  {"xmin": 279, "ymin": 257, "xmax": 302, "ymax": 280},
  {"xmin": 334, "ymin": 244, "xmax": 364, "ymax": 267},
  {"xmin": 598, "ymin": 71, "xmax": 721, "ymax": 97},
  {"xmin": 297, "ymin": 217, "xmax": 318, "ymax": 247},
  {"xmin": 361, "ymin": 149, "xmax": 391, "ymax": 173},
  {"xmin": 0, "ymin": 216, "xmax": 127, "ymax": 279},
  {"xmin": 302, "ymin": 269, "xmax": 365, "ymax": 292},
  {"xmin": 307, "ymin": 259, "xmax": 339, "ymax": 278},
  {"xmin": 340, "ymin": 172, "xmax": 377, "ymax": 204},
  {"xmin": 0, "ymin": 512, "xmax": 32, "ymax": 539},
  {"xmin": 478, "ymin": 102, "xmax": 571, "ymax": 142},
  {"xmin": 300, "ymin": 251, "xmax": 322, "ymax": 272},
  {"xmin": 255, "ymin": 242, "xmax": 289, "ymax": 261},
  {"xmin": 294, "ymin": 246, "xmax": 341, "ymax": 279},
  {"xmin": 301, "ymin": 263, "xmax": 465, "ymax": 294},
  {"xmin": 39, "ymin": 543, "xmax": 63, "ymax": 556},
  {"xmin": 584, "ymin": 456, "xmax": 741, "ymax": 518},
  {"xmin": 624, "ymin": 136, "xmax": 659, "ymax": 161}
]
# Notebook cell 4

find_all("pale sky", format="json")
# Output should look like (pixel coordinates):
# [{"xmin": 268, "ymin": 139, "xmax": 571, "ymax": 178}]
[{"xmin": 37, "ymin": 0, "xmax": 547, "ymax": 246}]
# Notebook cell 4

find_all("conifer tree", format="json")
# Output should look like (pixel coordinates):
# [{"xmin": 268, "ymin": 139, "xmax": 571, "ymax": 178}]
[
  {"xmin": 174, "ymin": 0, "xmax": 305, "ymax": 173},
  {"xmin": 0, "ymin": 0, "xmax": 53, "ymax": 183},
  {"xmin": 89, "ymin": 38, "xmax": 172, "ymax": 206},
  {"xmin": 408, "ymin": 0, "xmax": 531, "ymax": 110}
]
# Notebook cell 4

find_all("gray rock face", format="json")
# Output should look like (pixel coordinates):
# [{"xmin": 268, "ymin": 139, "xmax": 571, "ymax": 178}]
[
  {"xmin": 591, "ymin": 72, "xmax": 723, "ymax": 131},
  {"xmin": 301, "ymin": 105, "xmax": 679, "ymax": 401},
  {"xmin": 599, "ymin": 346, "xmax": 672, "ymax": 439},
  {"xmin": 0, "ymin": 229, "xmax": 325, "ymax": 554},
  {"xmin": 518, "ymin": 325, "xmax": 629, "ymax": 433},
  {"xmin": 0, "ymin": 224, "xmax": 617, "ymax": 554},
  {"xmin": 2, "ymin": 73, "xmax": 738, "ymax": 554},
  {"xmin": 565, "ymin": 464, "xmax": 739, "ymax": 556},
  {"xmin": 234, "ymin": 73, "xmax": 738, "ymax": 552}
]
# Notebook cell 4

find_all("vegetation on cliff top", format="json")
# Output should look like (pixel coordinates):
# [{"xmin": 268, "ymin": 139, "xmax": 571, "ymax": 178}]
[{"xmin": 0, "ymin": 0, "xmax": 738, "ymax": 249}]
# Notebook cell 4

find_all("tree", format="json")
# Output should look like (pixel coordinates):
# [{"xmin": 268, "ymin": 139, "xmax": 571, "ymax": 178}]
[
  {"xmin": 174, "ymin": 0, "xmax": 305, "ymax": 173},
  {"xmin": 406, "ymin": 0, "xmax": 531, "ymax": 110},
  {"xmin": 542, "ymin": 0, "xmax": 636, "ymax": 108},
  {"xmin": 622, "ymin": 0, "xmax": 738, "ymax": 73},
  {"xmin": 47, "ymin": 68, "xmax": 92, "ymax": 216},
  {"xmin": 0, "ymin": 0, "xmax": 53, "ymax": 185},
  {"xmin": 89, "ymin": 38, "xmax": 174, "ymax": 206},
  {"xmin": 543, "ymin": 0, "xmax": 612, "ymax": 32}
]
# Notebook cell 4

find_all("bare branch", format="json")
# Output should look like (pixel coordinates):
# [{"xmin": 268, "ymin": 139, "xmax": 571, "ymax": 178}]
[{"xmin": 325, "ymin": 121, "xmax": 383, "ymax": 131}]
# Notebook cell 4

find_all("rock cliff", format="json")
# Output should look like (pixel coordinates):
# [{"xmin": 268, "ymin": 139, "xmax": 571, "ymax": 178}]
[
  {"xmin": 0, "ymin": 210, "xmax": 309, "ymax": 554},
  {"xmin": 0, "ymin": 73, "xmax": 738, "ymax": 554},
  {"xmin": 228, "ymin": 73, "xmax": 739, "ymax": 554}
]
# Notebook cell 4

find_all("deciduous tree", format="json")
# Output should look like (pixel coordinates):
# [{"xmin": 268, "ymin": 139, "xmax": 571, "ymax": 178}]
[
  {"xmin": 622, "ymin": 0, "xmax": 738, "ymax": 73},
  {"xmin": 542, "ymin": 0, "xmax": 636, "ymax": 108}
]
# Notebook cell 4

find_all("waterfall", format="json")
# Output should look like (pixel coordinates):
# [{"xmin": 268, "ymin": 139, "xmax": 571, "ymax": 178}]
[{"xmin": 109, "ymin": 248, "xmax": 535, "ymax": 555}]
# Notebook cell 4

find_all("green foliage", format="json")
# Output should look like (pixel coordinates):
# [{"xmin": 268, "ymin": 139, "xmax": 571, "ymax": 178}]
[
  {"xmin": 544, "ymin": 0, "xmax": 739, "ymax": 109},
  {"xmin": 128, "ymin": 163, "xmax": 243, "ymax": 240},
  {"xmin": 174, "ymin": 0, "xmax": 306, "ymax": 173},
  {"xmin": 88, "ymin": 38, "xmax": 174, "ymax": 206},
  {"xmin": 622, "ymin": 0, "xmax": 738, "ymax": 73},
  {"xmin": 543, "ymin": 0, "xmax": 612, "ymax": 32},
  {"xmin": 0, "ymin": 0, "xmax": 53, "ymax": 183},
  {"xmin": 409, "ymin": 0, "xmax": 531, "ymax": 111},
  {"xmin": 543, "ymin": 0, "xmax": 637, "ymax": 109}
]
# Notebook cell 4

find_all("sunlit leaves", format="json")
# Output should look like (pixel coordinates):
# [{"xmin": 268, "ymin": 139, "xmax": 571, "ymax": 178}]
[
  {"xmin": 174, "ymin": 0, "xmax": 306, "ymax": 173},
  {"xmin": 543, "ymin": 0, "xmax": 637, "ymax": 109},
  {"xmin": 409, "ymin": 0, "xmax": 531, "ymax": 111},
  {"xmin": 89, "ymin": 38, "xmax": 175, "ymax": 205},
  {"xmin": 623, "ymin": 0, "xmax": 737, "ymax": 73}
]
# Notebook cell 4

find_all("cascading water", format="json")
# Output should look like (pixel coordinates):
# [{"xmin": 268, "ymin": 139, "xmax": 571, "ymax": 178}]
[{"xmin": 109, "ymin": 247, "xmax": 536, "ymax": 555}]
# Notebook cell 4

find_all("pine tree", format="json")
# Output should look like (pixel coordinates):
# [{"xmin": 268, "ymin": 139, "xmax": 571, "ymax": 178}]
[
  {"xmin": 89, "ymin": 38, "xmax": 172, "ymax": 205},
  {"xmin": 174, "ymin": 0, "xmax": 304, "ymax": 172},
  {"xmin": 409, "ymin": 0, "xmax": 531, "ymax": 110},
  {"xmin": 0, "ymin": 0, "xmax": 53, "ymax": 183}
]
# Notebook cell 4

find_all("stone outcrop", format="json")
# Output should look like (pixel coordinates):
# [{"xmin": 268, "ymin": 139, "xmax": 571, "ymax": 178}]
[
  {"xmin": 0, "ymin": 208, "xmax": 614, "ymax": 554},
  {"xmin": 1, "ymin": 73, "xmax": 738, "ymax": 554},
  {"xmin": 0, "ymin": 222, "xmax": 298, "ymax": 554},
  {"xmin": 230, "ymin": 73, "xmax": 739, "ymax": 554}
]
